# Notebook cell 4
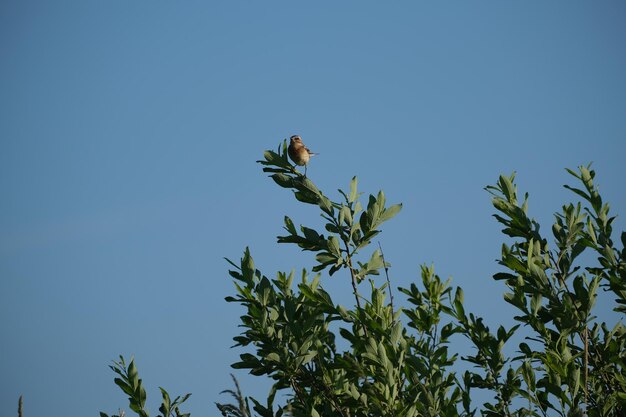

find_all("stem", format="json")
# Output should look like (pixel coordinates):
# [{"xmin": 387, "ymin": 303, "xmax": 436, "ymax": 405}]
[
  {"xmin": 583, "ymin": 323, "xmax": 589, "ymax": 416},
  {"xmin": 312, "ymin": 358, "xmax": 350, "ymax": 417},
  {"xmin": 340, "ymin": 236, "xmax": 369, "ymax": 338},
  {"xmin": 550, "ymin": 249, "xmax": 594, "ymax": 413},
  {"xmin": 346, "ymin": 254, "xmax": 369, "ymax": 338},
  {"xmin": 377, "ymin": 242, "xmax": 395, "ymax": 320},
  {"xmin": 290, "ymin": 377, "xmax": 307, "ymax": 409}
]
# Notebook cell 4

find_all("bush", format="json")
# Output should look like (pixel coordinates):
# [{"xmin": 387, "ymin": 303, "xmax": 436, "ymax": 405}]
[{"xmin": 104, "ymin": 141, "xmax": 626, "ymax": 417}]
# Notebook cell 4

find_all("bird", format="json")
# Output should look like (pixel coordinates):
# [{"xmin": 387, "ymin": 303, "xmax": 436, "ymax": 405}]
[{"xmin": 288, "ymin": 135, "xmax": 316, "ymax": 176}]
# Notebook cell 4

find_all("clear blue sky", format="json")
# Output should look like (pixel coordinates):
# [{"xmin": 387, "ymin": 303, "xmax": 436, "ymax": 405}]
[{"xmin": 1, "ymin": 1, "xmax": 625, "ymax": 416}]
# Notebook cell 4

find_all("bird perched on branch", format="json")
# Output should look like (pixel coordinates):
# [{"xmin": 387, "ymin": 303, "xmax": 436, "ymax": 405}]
[{"xmin": 288, "ymin": 135, "xmax": 317, "ymax": 176}]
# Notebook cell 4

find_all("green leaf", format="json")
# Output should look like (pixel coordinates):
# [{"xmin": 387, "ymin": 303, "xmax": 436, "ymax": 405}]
[
  {"xmin": 284, "ymin": 216, "xmax": 297, "ymax": 235},
  {"xmin": 340, "ymin": 205, "xmax": 352, "ymax": 225},
  {"xmin": 160, "ymin": 387, "xmax": 171, "ymax": 408},
  {"xmin": 294, "ymin": 190, "xmax": 319, "ymax": 205},
  {"xmin": 318, "ymin": 195, "xmax": 333, "ymax": 214},
  {"xmin": 563, "ymin": 185, "xmax": 591, "ymax": 203},
  {"xmin": 327, "ymin": 236, "xmax": 341, "ymax": 257},
  {"xmin": 300, "ymin": 177, "xmax": 319, "ymax": 194},
  {"xmin": 266, "ymin": 352, "xmax": 281, "ymax": 362},
  {"xmin": 366, "ymin": 249, "xmax": 384, "ymax": 271},
  {"xmin": 298, "ymin": 350, "xmax": 318, "ymax": 366},
  {"xmin": 139, "ymin": 384, "xmax": 147, "ymax": 408},
  {"xmin": 498, "ymin": 174, "xmax": 515, "ymax": 200},
  {"xmin": 380, "ymin": 203, "xmax": 402, "ymax": 223},
  {"xmin": 114, "ymin": 378, "xmax": 133, "ymax": 396},
  {"xmin": 128, "ymin": 360, "xmax": 138, "ymax": 384},
  {"xmin": 271, "ymin": 173, "xmax": 293, "ymax": 188},
  {"xmin": 349, "ymin": 176, "xmax": 358, "ymax": 203},
  {"xmin": 530, "ymin": 293, "xmax": 542, "ymax": 316},
  {"xmin": 455, "ymin": 287, "xmax": 464, "ymax": 304}
]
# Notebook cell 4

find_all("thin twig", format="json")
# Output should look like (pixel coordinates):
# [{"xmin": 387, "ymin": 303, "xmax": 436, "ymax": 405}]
[{"xmin": 18, "ymin": 396, "xmax": 23, "ymax": 417}]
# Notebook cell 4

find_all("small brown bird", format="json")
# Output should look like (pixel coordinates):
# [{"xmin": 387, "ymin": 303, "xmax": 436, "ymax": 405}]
[{"xmin": 288, "ymin": 135, "xmax": 316, "ymax": 176}]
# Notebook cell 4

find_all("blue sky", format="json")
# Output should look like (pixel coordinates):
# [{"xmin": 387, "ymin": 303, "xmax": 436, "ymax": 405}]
[{"xmin": 1, "ymin": 1, "xmax": 625, "ymax": 416}]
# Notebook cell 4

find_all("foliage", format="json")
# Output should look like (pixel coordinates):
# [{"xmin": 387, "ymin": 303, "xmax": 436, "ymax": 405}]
[
  {"xmin": 484, "ymin": 167, "xmax": 626, "ymax": 416},
  {"xmin": 100, "ymin": 356, "xmax": 191, "ymax": 417},
  {"xmin": 221, "ymin": 143, "xmax": 625, "ymax": 416}
]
